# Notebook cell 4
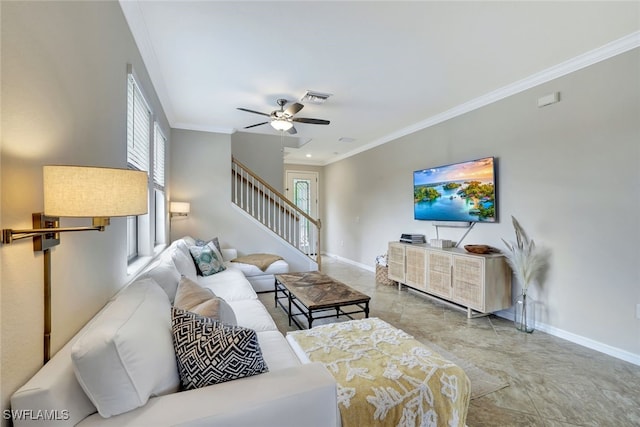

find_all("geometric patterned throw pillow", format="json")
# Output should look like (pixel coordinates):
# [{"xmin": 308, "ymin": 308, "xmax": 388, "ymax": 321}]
[
  {"xmin": 171, "ymin": 307, "xmax": 268, "ymax": 390},
  {"xmin": 189, "ymin": 241, "xmax": 226, "ymax": 276}
]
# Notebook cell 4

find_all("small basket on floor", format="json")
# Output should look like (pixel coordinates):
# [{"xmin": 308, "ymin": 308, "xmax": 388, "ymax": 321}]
[{"xmin": 375, "ymin": 264, "xmax": 394, "ymax": 286}]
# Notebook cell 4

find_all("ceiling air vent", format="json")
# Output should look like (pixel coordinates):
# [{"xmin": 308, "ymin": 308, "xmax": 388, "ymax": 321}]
[{"xmin": 301, "ymin": 90, "xmax": 332, "ymax": 104}]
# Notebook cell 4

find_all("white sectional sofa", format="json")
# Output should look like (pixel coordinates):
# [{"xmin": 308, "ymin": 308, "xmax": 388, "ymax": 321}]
[
  {"xmin": 10, "ymin": 237, "xmax": 338, "ymax": 427},
  {"xmin": 225, "ymin": 258, "xmax": 290, "ymax": 293}
]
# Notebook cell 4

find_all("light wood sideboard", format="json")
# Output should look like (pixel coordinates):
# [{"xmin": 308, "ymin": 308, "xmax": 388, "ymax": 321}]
[{"xmin": 388, "ymin": 241, "xmax": 512, "ymax": 318}]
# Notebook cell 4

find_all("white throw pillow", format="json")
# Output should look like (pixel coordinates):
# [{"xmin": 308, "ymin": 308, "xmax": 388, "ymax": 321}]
[
  {"xmin": 71, "ymin": 278, "xmax": 180, "ymax": 418},
  {"xmin": 170, "ymin": 243, "xmax": 198, "ymax": 281},
  {"xmin": 139, "ymin": 258, "xmax": 181, "ymax": 302}
]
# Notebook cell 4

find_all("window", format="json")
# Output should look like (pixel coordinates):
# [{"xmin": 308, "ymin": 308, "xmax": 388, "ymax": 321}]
[
  {"xmin": 153, "ymin": 122, "xmax": 166, "ymax": 246},
  {"xmin": 126, "ymin": 70, "xmax": 167, "ymax": 265}
]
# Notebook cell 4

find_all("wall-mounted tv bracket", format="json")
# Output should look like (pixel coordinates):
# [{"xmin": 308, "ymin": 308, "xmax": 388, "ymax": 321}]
[{"xmin": 432, "ymin": 221, "xmax": 475, "ymax": 248}]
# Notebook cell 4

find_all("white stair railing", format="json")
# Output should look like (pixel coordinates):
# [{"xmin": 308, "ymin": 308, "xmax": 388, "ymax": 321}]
[{"xmin": 231, "ymin": 157, "xmax": 322, "ymax": 269}]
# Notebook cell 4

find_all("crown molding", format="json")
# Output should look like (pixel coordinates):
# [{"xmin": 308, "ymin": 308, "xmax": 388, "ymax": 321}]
[
  {"xmin": 325, "ymin": 31, "xmax": 640, "ymax": 166},
  {"xmin": 172, "ymin": 123, "xmax": 236, "ymax": 135}
]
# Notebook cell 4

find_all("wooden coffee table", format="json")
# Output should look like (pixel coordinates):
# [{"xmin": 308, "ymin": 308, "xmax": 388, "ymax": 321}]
[{"xmin": 274, "ymin": 271, "xmax": 371, "ymax": 329}]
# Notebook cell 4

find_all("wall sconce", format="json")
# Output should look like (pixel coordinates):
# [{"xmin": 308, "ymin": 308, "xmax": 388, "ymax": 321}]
[
  {"xmin": 1, "ymin": 165, "xmax": 148, "ymax": 363},
  {"xmin": 170, "ymin": 201, "xmax": 190, "ymax": 218}
]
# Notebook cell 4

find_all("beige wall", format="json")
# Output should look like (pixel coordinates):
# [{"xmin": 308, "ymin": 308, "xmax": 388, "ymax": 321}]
[
  {"xmin": 0, "ymin": 1, "xmax": 169, "ymax": 418},
  {"xmin": 231, "ymin": 132, "xmax": 287, "ymax": 192},
  {"xmin": 170, "ymin": 129, "xmax": 317, "ymax": 272},
  {"xmin": 323, "ymin": 49, "xmax": 640, "ymax": 360}
]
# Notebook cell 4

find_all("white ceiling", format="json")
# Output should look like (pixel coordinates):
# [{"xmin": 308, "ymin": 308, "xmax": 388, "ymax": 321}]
[{"xmin": 120, "ymin": 1, "xmax": 639, "ymax": 165}]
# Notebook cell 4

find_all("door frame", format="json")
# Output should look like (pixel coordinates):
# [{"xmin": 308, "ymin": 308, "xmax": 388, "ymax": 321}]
[{"xmin": 285, "ymin": 170, "xmax": 319, "ymax": 219}]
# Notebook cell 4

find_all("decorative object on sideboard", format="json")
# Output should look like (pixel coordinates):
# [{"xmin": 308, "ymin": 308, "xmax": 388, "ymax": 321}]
[
  {"xmin": 1, "ymin": 165, "xmax": 148, "ymax": 363},
  {"xmin": 400, "ymin": 233, "xmax": 426, "ymax": 244},
  {"xmin": 170, "ymin": 201, "xmax": 191, "ymax": 218},
  {"xmin": 430, "ymin": 239, "xmax": 453, "ymax": 248},
  {"xmin": 501, "ymin": 216, "xmax": 550, "ymax": 333},
  {"xmin": 464, "ymin": 244, "xmax": 499, "ymax": 254}
]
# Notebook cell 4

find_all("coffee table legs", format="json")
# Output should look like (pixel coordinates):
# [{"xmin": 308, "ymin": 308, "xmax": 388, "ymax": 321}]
[{"xmin": 275, "ymin": 279, "xmax": 371, "ymax": 329}]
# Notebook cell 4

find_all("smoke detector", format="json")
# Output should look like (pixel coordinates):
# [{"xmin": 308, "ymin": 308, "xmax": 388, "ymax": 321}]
[{"xmin": 301, "ymin": 90, "xmax": 332, "ymax": 104}]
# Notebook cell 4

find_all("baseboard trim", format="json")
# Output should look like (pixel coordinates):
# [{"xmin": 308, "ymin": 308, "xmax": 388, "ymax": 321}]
[
  {"xmin": 493, "ymin": 311, "xmax": 640, "ymax": 367},
  {"xmin": 535, "ymin": 320, "xmax": 640, "ymax": 367},
  {"xmin": 322, "ymin": 252, "xmax": 375, "ymax": 273}
]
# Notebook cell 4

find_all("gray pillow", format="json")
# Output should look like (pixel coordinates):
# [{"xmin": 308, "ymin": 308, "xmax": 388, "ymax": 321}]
[
  {"xmin": 173, "ymin": 276, "xmax": 236, "ymax": 325},
  {"xmin": 195, "ymin": 236, "xmax": 222, "ymax": 254}
]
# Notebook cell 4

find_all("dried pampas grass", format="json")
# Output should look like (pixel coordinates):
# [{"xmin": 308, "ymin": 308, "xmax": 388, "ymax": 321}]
[{"xmin": 502, "ymin": 216, "xmax": 549, "ymax": 293}]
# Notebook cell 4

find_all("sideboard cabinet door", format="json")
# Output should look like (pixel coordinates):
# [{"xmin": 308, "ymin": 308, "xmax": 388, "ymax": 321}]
[
  {"xmin": 452, "ymin": 254, "xmax": 484, "ymax": 311},
  {"xmin": 405, "ymin": 246, "xmax": 427, "ymax": 291},
  {"xmin": 388, "ymin": 242, "xmax": 406, "ymax": 283},
  {"xmin": 426, "ymin": 251, "xmax": 453, "ymax": 300}
]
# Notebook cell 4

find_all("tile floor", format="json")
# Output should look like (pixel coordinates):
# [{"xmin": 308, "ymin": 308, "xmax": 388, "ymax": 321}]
[{"xmin": 259, "ymin": 256, "xmax": 640, "ymax": 427}]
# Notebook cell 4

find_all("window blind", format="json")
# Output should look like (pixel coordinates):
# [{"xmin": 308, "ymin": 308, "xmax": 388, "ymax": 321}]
[
  {"xmin": 127, "ymin": 74, "xmax": 151, "ymax": 172},
  {"xmin": 153, "ymin": 122, "xmax": 166, "ymax": 190}
]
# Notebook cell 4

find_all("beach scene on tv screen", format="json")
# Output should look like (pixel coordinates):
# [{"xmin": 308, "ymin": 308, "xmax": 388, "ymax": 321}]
[{"xmin": 414, "ymin": 157, "xmax": 496, "ymax": 222}]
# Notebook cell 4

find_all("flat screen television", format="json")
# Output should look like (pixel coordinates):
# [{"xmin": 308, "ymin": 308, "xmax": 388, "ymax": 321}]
[{"xmin": 413, "ymin": 156, "xmax": 497, "ymax": 222}]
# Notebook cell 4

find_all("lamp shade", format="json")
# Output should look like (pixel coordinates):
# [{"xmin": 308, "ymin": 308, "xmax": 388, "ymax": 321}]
[
  {"xmin": 43, "ymin": 166, "xmax": 148, "ymax": 217},
  {"xmin": 270, "ymin": 119, "xmax": 293, "ymax": 131},
  {"xmin": 170, "ymin": 202, "xmax": 190, "ymax": 214}
]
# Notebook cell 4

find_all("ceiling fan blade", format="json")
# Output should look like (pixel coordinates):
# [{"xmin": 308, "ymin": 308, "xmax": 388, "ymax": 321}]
[
  {"xmin": 284, "ymin": 102, "xmax": 304, "ymax": 116},
  {"xmin": 292, "ymin": 117, "xmax": 330, "ymax": 125},
  {"xmin": 237, "ymin": 107, "xmax": 270, "ymax": 117},
  {"xmin": 286, "ymin": 125, "xmax": 297, "ymax": 135},
  {"xmin": 244, "ymin": 121, "xmax": 269, "ymax": 129}
]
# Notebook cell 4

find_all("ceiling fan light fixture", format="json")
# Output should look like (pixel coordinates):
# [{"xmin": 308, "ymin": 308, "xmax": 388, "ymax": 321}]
[{"xmin": 271, "ymin": 119, "xmax": 293, "ymax": 131}]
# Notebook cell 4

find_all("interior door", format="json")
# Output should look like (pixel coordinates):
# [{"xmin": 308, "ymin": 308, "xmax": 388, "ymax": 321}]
[{"xmin": 285, "ymin": 171, "xmax": 319, "ymax": 254}]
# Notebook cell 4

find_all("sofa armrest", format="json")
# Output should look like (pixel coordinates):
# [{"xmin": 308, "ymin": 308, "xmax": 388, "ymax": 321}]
[
  {"xmin": 77, "ymin": 363, "xmax": 338, "ymax": 427},
  {"xmin": 221, "ymin": 248, "xmax": 237, "ymax": 262}
]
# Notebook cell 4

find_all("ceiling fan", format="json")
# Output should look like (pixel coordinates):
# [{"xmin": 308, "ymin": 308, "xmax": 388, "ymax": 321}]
[{"xmin": 237, "ymin": 98, "xmax": 330, "ymax": 135}]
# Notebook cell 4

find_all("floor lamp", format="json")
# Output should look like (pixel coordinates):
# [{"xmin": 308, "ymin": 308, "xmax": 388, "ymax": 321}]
[{"xmin": 2, "ymin": 165, "xmax": 148, "ymax": 364}]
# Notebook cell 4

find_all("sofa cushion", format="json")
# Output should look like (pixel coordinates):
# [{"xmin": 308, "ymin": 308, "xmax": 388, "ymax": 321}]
[
  {"xmin": 189, "ymin": 241, "xmax": 226, "ymax": 276},
  {"xmin": 227, "ymin": 299, "xmax": 279, "ymax": 332},
  {"xmin": 256, "ymin": 331, "xmax": 303, "ymax": 371},
  {"xmin": 174, "ymin": 277, "xmax": 237, "ymax": 326},
  {"xmin": 198, "ymin": 268, "xmax": 258, "ymax": 301},
  {"xmin": 139, "ymin": 258, "xmax": 181, "ymax": 302},
  {"xmin": 172, "ymin": 307, "xmax": 269, "ymax": 390},
  {"xmin": 71, "ymin": 278, "xmax": 180, "ymax": 418}
]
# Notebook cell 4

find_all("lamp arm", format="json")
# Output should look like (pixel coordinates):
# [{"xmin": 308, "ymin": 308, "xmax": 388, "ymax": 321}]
[
  {"xmin": 2, "ymin": 226, "xmax": 104, "ymax": 243},
  {"xmin": 2, "ymin": 216, "xmax": 110, "ymax": 245}
]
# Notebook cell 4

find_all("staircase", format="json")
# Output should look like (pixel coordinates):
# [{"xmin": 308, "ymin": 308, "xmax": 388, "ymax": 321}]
[{"xmin": 231, "ymin": 157, "xmax": 322, "ymax": 269}]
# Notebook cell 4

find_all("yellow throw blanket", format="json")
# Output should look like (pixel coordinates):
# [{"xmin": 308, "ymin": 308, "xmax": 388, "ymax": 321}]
[
  {"xmin": 288, "ymin": 318, "xmax": 470, "ymax": 427},
  {"xmin": 231, "ymin": 253, "xmax": 283, "ymax": 271}
]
